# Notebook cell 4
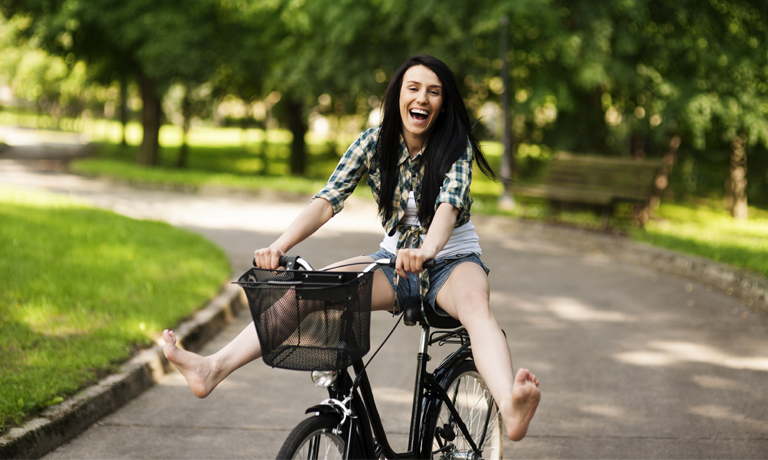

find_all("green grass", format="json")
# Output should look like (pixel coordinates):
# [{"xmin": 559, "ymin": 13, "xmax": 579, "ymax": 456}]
[
  {"xmin": 631, "ymin": 202, "xmax": 768, "ymax": 278},
  {"xmin": 0, "ymin": 187, "xmax": 231, "ymax": 433}
]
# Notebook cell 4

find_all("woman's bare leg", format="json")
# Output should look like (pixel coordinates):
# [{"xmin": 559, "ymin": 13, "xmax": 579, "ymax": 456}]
[
  {"xmin": 164, "ymin": 255, "xmax": 395, "ymax": 398},
  {"xmin": 163, "ymin": 323, "xmax": 262, "ymax": 398},
  {"xmin": 435, "ymin": 263, "xmax": 540, "ymax": 442}
]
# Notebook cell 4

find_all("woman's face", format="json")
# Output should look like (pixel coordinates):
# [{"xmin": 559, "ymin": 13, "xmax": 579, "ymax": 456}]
[{"xmin": 399, "ymin": 65, "xmax": 443, "ymax": 144}]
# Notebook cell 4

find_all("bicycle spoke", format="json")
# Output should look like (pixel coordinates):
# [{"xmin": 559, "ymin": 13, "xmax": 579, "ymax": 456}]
[{"xmin": 429, "ymin": 369, "xmax": 503, "ymax": 460}]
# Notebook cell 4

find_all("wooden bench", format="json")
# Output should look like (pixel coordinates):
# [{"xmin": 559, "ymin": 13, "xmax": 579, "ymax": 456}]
[{"xmin": 513, "ymin": 152, "xmax": 664, "ymax": 227}]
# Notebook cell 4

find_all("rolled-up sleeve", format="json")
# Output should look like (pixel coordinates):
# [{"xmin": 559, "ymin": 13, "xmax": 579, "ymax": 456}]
[
  {"xmin": 313, "ymin": 128, "xmax": 376, "ymax": 215},
  {"xmin": 435, "ymin": 140, "xmax": 474, "ymax": 212}
]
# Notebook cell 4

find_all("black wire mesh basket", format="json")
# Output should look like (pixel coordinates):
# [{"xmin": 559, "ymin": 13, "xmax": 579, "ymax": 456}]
[{"xmin": 236, "ymin": 267, "xmax": 373, "ymax": 371}]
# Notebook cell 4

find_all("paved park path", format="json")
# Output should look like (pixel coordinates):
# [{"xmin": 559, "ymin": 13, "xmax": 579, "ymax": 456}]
[{"xmin": 2, "ymin": 150, "xmax": 767, "ymax": 459}]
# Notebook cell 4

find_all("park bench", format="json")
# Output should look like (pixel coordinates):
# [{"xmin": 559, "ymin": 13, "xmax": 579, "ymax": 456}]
[{"xmin": 513, "ymin": 152, "xmax": 665, "ymax": 227}]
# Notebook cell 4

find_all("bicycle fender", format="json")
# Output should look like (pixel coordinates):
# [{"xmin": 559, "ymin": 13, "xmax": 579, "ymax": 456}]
[
  {"xmin": 431, "ymin": 348, "xmax": 473, "ymax": 386},
  {"xmin": 304, "ymin": 404, "xmax": 344, "ymax": 420}
]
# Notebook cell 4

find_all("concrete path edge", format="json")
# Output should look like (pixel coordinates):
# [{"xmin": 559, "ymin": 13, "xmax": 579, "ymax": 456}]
[{"xmin": 0, "ymin": 281, "xmax": 247, "ymax": 459}]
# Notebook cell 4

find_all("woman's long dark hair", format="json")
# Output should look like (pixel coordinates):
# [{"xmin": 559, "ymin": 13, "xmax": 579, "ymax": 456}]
[{"xmin": 376, "ymin": 54, "xmax": 498, "ymax": 227}]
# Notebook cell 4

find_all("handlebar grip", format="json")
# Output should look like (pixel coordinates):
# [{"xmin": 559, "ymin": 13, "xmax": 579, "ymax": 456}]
[
  {"xmin": 252, "ymin": 256, "xmax": 290, "ymax": 268},
  {"xmin": 385, "ymin": 258, "xmax": 436, "ymax": 269}
]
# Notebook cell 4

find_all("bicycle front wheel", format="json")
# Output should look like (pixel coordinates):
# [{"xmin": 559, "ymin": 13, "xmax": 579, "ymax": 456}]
[
  {"xmin": 423, "ymin": 361, "xmax": 503, "ymax": 460},
  {"xmin": 277, "ymin": 415, "xmax": 346, "ymax": 460}
]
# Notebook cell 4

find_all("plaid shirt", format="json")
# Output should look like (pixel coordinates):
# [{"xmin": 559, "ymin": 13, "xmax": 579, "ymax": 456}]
[
  {"xmin": 314, "ymin": 126, "xmax": 474, "ymax": 235},
  {"xmin": 314, "ymin": 127, "xmax": 475, "ymax": 313}
]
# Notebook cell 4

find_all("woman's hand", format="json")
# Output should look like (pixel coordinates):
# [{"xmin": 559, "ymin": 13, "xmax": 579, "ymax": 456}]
[
  {"xmin": 253, "ymin": 247, "xmax": 285, "ymax": 270},
  {"xmin": 395, "ymin": 247, "xmax": 437, "ymax": 278}
]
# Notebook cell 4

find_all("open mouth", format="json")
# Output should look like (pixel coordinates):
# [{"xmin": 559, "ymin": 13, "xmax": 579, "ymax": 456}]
[{"xmin": 410, "ymin": 108, "xmax": 429, "ymax": 121}]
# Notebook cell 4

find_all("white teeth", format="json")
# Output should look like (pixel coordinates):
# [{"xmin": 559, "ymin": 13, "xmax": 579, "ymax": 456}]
[{"xmin": 410, "ymin": 108, "xmax": 428, "ymax": 115}]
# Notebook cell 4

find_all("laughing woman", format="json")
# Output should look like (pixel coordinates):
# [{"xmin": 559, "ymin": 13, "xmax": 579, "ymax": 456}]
[{"xmin": 163, "ymin": 54, "xmax": 540, "ymax": 441}]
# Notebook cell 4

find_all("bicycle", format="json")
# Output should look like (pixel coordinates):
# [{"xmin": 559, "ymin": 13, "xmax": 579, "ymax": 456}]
[{"xmin": 236, "ymin": 255, "xmax": 503, "ymax": 460}]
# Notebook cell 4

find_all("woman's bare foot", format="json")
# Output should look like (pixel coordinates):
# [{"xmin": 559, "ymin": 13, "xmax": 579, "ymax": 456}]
[
  {"xmin": 501, "ymin": 368, "xmax": 541, "ymax": 441},
  {"xmin": 162, "ymin": 330, "xmax": 221, "ymax": 398}
]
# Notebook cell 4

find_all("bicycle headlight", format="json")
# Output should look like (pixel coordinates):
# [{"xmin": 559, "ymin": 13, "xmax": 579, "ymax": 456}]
[{"xmin": 311, "ymin": 370, "xmax": 338, "ymax": 388}]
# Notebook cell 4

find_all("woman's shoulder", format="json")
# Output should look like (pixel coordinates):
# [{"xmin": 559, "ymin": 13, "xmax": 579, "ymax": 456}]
[
  {"xmin": 359, "ymin": 126, "xmax": 381, "ymax": 142},
  {"xmin": 349, "ymin": 126, "xmax": 381, "ymax": 156}
]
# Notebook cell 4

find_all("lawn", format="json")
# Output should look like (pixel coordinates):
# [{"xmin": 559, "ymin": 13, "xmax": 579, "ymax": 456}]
[
  {"xmin": 0, "ymin": 186, "xmax": 231, "ymax": 433},
  {"xmin": 631, "ymin": 202, "xmax": 768, "ymax": 279}
]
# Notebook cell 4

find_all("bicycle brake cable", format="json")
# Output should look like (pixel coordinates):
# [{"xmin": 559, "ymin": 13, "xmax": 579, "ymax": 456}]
[{"xmin": 350, "ymin": 309, "xmax": 404, "ymax": 393}]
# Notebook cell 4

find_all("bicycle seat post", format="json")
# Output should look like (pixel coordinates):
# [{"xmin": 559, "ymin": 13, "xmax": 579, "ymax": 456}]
[{"xmin": 407, "ymin": 323, "xmax": 431, "ymax": 453}]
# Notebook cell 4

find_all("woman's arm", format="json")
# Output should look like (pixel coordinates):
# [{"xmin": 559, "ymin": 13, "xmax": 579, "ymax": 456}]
[
  {"xmin": 253, "ymin": 198, "xmax": 334, "ymax": 269},
  {"xmin": 395, "ymin": 202, "xmax": 458, "ymax": 277}
]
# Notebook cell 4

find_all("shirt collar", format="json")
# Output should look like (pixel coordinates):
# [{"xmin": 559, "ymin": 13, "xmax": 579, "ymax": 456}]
[{"xmin": 398, "ymin": 134, "xmax": 425, "ymax": 165}]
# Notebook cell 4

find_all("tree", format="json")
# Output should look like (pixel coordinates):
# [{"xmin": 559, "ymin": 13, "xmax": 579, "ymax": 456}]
[
  {"xmin": 2, "ymin": 0, "xmax": 232, "ymax": 166},
  {"xmin": 654, "ymin": 0, "xmax": 768, "ymax": 219}
]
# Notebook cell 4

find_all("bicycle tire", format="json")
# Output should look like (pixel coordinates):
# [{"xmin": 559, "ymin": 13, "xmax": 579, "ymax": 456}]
[
  {"xmin": 277, "ymin": 415, "xmax": 346, "ymax": 460},
  {"xmin": 422, "ymin": 360, "xmax": 504, "ymax": 460}
]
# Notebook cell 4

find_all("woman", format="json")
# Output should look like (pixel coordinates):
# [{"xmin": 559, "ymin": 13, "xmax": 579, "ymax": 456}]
[{"xmin": 163, "ymin": 54, "xmax": 540, "ymax": 441}]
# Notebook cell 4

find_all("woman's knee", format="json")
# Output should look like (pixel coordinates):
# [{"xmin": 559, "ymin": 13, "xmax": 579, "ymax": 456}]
[{"xmin": 454, "ymin": 290, "xmax": 493, "ymax": 323}]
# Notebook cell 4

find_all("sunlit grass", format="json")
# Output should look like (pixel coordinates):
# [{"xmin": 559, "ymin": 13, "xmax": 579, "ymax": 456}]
[
  {"xmin": 0, "ymin": 186, "xmax": 231, "ymax": 433},
  {"xmin": 630, "ymin": 203, "xmax": 768, "ymax": 278}
]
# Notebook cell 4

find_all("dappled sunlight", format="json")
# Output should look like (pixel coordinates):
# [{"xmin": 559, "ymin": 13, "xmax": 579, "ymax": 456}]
[
  {"xmin": 14, "ymin": 301, "xmax": 92, "ymax": 338},
  {"xmin": 490, "ymin": 291, "xmax": 632, "ymax": 329},
  {"xmin": 691, "ymin": 374, "xmax": 749, "ymax": 392},
  {"xmin": 497, "ymin": 236, "xmax": 572, "ymax": 256},
  {"xmin": 490, "ymin": 292, "xmax": 542, "ymax": 313},
  {"xmin": 612, "ymin": 351, "xmax": 678, "ymax": 367},
  {"xmin": 579, "ymin": 404, "xmax": 627, "ymax": 419},
  {"xmin": 544, "ymin": 297, "xmax": 633, "ymax": 323},
  {"xmin": 688, "ymin": 405, "xmax": 768, "ymax": 432},
  {"xmin": 490, "ymin": 291, "xmax": 568, "ymax": 330},
  {"xmin": 615, "ymin": 341, "xmax": 768, "ymax": 371}
]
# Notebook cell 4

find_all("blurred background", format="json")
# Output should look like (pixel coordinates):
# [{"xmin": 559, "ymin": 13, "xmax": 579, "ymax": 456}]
[{"xmin": 1, "ymin": 0, "xmax": 767, "ymax": 219}]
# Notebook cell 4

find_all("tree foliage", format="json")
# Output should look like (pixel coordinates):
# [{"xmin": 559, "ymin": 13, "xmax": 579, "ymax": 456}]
[{"xmin": 1, "ymin": 0, "xmax": 767, "ymax": 213}]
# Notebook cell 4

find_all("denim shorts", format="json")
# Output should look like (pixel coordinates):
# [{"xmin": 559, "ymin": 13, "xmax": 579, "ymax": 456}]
[{"xmin": 366, "ymin": 248, "xmax": 490, "ymax": 318}]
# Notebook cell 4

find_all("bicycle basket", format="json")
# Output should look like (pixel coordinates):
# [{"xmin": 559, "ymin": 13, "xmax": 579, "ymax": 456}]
[{"xmin": 236, "ymin": 268, "xmax": 373, "ymax": 371}]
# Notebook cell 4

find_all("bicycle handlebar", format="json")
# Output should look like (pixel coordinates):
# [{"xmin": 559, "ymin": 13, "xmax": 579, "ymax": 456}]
[
  {"xmin": 253, "ymin": 256, "xmax": 436, "ymax": 271},
  {"xmin": 381, "ymin": 258, "xmax": 436, "ymax": 270}
]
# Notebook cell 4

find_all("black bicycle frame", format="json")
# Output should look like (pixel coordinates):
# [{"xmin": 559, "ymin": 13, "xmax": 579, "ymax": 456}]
[{"xmin": 321, "ymin": 325, "xmax": 483, "ymax": 460}]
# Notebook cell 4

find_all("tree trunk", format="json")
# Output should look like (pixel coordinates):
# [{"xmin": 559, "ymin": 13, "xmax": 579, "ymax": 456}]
[
  {"xmin": 649, "ymin": 135, "xmax": 681, "ymax": 212},
  {"xmin": 498, "ymin": 15, "xmax": 515, "ymax": 210},
  {"xmin": 177, "ymin": 84, "xmax": 192, "ymax": 168},
  {"xmin": 631, "ymin": 132, "xmax": 645, "ymax": 160},
  {"xmin": 729, "ymin": 134, "xmax": 748, "ymax": 220},
  {"xmin": 119, "ymin": 76, "xmax": 129, "ymax": 147},
  {"xmin": 260, "ymin": 117, "xmax": 270, "ymax": 174},
  {"xmin": 285, "ymin": 98, "xmax": 307, "ymax": 176},
  {"xmin": 137, "ymin": 73, "xmax": 161, "ymax": 166},
  {"xmin": 241, "ymin": 100, "xmax": 251, "ymax": 148}
]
